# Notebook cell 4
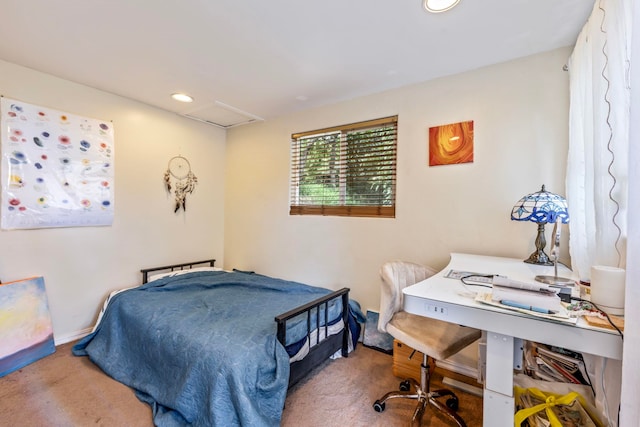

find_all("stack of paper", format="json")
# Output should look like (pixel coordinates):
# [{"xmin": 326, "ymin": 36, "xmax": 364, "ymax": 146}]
[
  {"xmin": 475, "ymin": 289, "xmax": 575, "ymax": 324},
  {"xmin": 492, "ymin": 275, "xmax": 560, "ymax": 294},
  {"xmin": 491, "ymin": 287, "xmax": 564, "ymax": 313}
]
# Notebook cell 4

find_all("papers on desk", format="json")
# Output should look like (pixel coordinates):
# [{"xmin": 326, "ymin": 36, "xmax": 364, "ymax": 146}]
[
  {"xmin": 475, "ymin": 288, "xmax": 577, "ymax": 325},
  {"xmin": 445, "ymin": 269, "xmax": 494, "ymax": 284},
  {"xmin": 492, "ymin": 275, "xmax": 560, "ymax": 294}
]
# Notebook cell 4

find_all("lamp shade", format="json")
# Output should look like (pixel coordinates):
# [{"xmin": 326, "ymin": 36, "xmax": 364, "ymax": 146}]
[{"xmin": 511, "ymin": 185, "xmax": 569, "ymax": 224}]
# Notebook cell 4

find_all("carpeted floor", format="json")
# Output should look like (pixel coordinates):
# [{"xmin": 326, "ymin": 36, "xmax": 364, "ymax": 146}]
[{"xmin": 0, "ymin": 341, "xmax": 482, "ymax": 426}]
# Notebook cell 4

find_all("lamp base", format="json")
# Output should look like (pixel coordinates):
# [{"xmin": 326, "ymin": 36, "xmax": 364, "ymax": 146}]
[
  {"xmin": 522, "ymin": 222, "xmax": 554, "ymax": 266},
  {"xmin": 534, "ymin": 275, "xmax": 575, "ymax": 286},
  {"xmin": 523, "ymin": 250, "xmax": 553, "ymax": 266}
]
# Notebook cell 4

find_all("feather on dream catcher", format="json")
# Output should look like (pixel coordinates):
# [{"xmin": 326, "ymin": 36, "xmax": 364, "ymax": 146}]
[{"xmin": 164, "ymin": 155, "xmax": 197, "ymax": 213}]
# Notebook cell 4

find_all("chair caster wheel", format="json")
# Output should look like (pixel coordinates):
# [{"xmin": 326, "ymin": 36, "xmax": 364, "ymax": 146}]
[
  {"xmin": 446, "ymin": 397, "xmax": 459, "ymax": 411},
  {"xmin": 373, "ymin": 400, "xmax": 386, "ymax": 412},
  {"xmin": 399, "ymin": 380, "xmax": 411, "ymax": 391}
]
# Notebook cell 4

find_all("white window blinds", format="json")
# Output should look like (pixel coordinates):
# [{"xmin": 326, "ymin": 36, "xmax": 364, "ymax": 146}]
[{"xmin": 290, "ymin": 116, "xmax": 397, "ymax": 218}]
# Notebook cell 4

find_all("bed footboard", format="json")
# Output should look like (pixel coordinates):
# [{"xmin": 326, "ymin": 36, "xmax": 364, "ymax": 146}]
[{"xmin": 274, "ymin": 287, "xmax": 350, "ymax": 387}]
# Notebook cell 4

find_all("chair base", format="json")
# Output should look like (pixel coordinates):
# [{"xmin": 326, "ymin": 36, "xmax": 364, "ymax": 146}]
[{"xmin": 373, "ymin": 361, "xmax": 467, "ymax": 427}]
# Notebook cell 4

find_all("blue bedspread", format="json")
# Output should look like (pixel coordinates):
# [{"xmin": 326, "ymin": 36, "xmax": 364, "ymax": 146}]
[{"xmin": 73, "ymin": 270, "xmax": 353, "ymax": 426}]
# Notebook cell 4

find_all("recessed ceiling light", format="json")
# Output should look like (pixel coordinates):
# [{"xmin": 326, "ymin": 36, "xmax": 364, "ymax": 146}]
[
  {"xmin": 423, "ymin": 0, "xmax": 460, "ymax": 13},
  {"xmin": 171, "ymin": 93, "xmax": 194, "ymax": 103}
]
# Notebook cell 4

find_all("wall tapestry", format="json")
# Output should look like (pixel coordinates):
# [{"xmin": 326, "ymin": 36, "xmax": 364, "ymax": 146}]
[
  {"xmin": 0, "ymin": 276, "xmax": 55, "ymax": 378},
  {"xmin": 1, "ymin": 97, "xmax": 114, "ymax": 229},
  {"xmin": 428, "ymin": 120, "xmax": 474, "ymax": 166},
  {"xmin": 164, "ymin": 155, "xmax": 197, "ymax": 213}
]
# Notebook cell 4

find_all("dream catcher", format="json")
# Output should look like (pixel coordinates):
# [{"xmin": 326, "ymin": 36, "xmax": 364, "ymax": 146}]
[{"xmin": 164, "ymin": 155, "xmax": 198, "ymax": 213}]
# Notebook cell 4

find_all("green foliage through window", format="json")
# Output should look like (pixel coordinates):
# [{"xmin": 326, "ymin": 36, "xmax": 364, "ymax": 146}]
[{"xmin": 290, "ymin": 116, "xmax": 397, "ymax": 218}]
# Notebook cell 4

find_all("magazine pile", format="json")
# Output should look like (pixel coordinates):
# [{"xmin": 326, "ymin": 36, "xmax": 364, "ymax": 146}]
[{"xmin": 524, "ymin": 342, "xmax": 592, "ymax": 387}]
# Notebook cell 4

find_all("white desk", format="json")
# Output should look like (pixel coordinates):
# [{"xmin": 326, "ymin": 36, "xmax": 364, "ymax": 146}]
[{"xmin": 403, "ymin": 253, "xmax": 623, "ymax": 426}]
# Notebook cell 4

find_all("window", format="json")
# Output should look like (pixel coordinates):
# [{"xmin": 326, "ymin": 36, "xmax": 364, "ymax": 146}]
[{"xmin": 289, "ymin": 116, "xmax": 397, "ymax": 218}]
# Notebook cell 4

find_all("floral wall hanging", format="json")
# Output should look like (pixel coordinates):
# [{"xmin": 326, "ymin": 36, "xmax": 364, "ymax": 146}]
[
  {"xmin": 1, "ymin": 97, "xmax": 114, "ymax": 229},
  {"xmin": 164, "ymin": 155, "xmax": 197, "ymax": 213}
]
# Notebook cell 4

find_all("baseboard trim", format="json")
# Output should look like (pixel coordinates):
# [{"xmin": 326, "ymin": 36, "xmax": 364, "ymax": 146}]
[
  {"xmin": 442, "ymin": 377, "xmax": 484, "ymax": 397},
  {"xmin": 436, "ymin": 359, "xmax": 478, "ymax": 379},
  {"xmin": 54, "ymin": 328, "xmax": 92, "ymax": 346}
]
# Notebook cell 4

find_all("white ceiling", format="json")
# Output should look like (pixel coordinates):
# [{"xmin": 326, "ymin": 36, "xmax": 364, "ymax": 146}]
[{"xmin": 0, "ymin": 0, "xmax": 594, "ymax": 128}]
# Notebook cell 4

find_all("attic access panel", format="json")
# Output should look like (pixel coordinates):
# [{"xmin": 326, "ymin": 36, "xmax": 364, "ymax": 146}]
[{"xmin": 181, "ymin": 101, "xmax": 263, "ymax": 128}]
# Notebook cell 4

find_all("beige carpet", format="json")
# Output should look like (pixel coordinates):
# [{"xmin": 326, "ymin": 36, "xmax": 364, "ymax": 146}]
[{"xmin": 0, "ymin": 342, "xmax": 482, "ymax": 426}]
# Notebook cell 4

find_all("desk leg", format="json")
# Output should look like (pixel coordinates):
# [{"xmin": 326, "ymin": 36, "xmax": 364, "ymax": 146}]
[{"xmin": 484, "ymin": 331, "xmax": 515, "ymax": 426}]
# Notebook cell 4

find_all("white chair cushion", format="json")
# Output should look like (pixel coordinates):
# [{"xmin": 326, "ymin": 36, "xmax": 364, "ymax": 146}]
[{"xmin": 386, "ymin": 311, "xmax": 482, "ymax": 361}]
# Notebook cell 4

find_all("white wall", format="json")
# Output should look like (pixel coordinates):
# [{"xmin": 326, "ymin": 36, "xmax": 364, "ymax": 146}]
[
  {"xmin": 225, "ymin": 47, "xmax": 572, "ymax": 315},
  {"xmin": 0, "ymin": 60, "xmax": 226, "ymax": 343}
]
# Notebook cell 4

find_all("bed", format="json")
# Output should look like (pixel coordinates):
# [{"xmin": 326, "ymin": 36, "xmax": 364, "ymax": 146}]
[{"xmin": 73, "ymin": 259, "xmax": 363, "ymax": 427}]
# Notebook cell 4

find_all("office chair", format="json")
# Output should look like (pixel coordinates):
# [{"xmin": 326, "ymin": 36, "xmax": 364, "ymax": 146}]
[{"xmin": 372, "ymin": 261, "xmax": 482, "ymax": 427}]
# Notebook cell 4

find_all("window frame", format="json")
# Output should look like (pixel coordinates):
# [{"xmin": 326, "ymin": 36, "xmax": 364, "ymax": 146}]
[{"xmin": 289, "ymin": 115, "xmax": 397, "ymax": 218}]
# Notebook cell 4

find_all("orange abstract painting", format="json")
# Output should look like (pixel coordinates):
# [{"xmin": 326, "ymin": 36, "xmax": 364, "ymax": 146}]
[{"xmin": 428, "ymin": 120, "xmax": 474, "ymax": 166}]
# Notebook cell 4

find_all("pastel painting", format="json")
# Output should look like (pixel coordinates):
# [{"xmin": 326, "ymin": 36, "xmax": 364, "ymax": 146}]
[
  {"xmin": 0, "ymin": 276, "xmax": 55, "ymax": 377},
  {"xmin": 429, "ymin": 120, "xmax": 474, "ymax": 166}
]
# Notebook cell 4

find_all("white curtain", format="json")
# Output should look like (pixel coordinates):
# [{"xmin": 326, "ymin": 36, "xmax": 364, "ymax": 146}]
[
  {"xmin": 566, "ymin": 0, "xmax": 631, "ymax": 279},
  {"xmin": 566, "ymin": 1, "xmax": 632, "ymax": 425}
]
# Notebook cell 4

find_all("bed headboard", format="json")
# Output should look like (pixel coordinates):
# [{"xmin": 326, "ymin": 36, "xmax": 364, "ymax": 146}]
[{"xmin": 140, "ymin": 259, "xmax": 216, "ymax": 284}]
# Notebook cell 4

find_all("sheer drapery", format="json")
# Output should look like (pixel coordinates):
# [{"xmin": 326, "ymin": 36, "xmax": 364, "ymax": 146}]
[
  {"xmin": 567, "ymin": 1, "xmax": 632, "ymax": 425},
  {"xmin": 566, "ymin": 0, "xmax": 632, "ymax": 279}
]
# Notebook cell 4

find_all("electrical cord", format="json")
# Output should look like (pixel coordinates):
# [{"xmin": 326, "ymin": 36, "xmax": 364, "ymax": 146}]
[
  {"xmin": 597, "ymin": 0, "xmax": 624, "ymax": 267},
  {"xmin": 459, "ymin": 274, "xmax": 494, "ymax": 288},
  {"xmin": 570, "ymin": 296, "xmax": 624, "ymax": 341}
]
